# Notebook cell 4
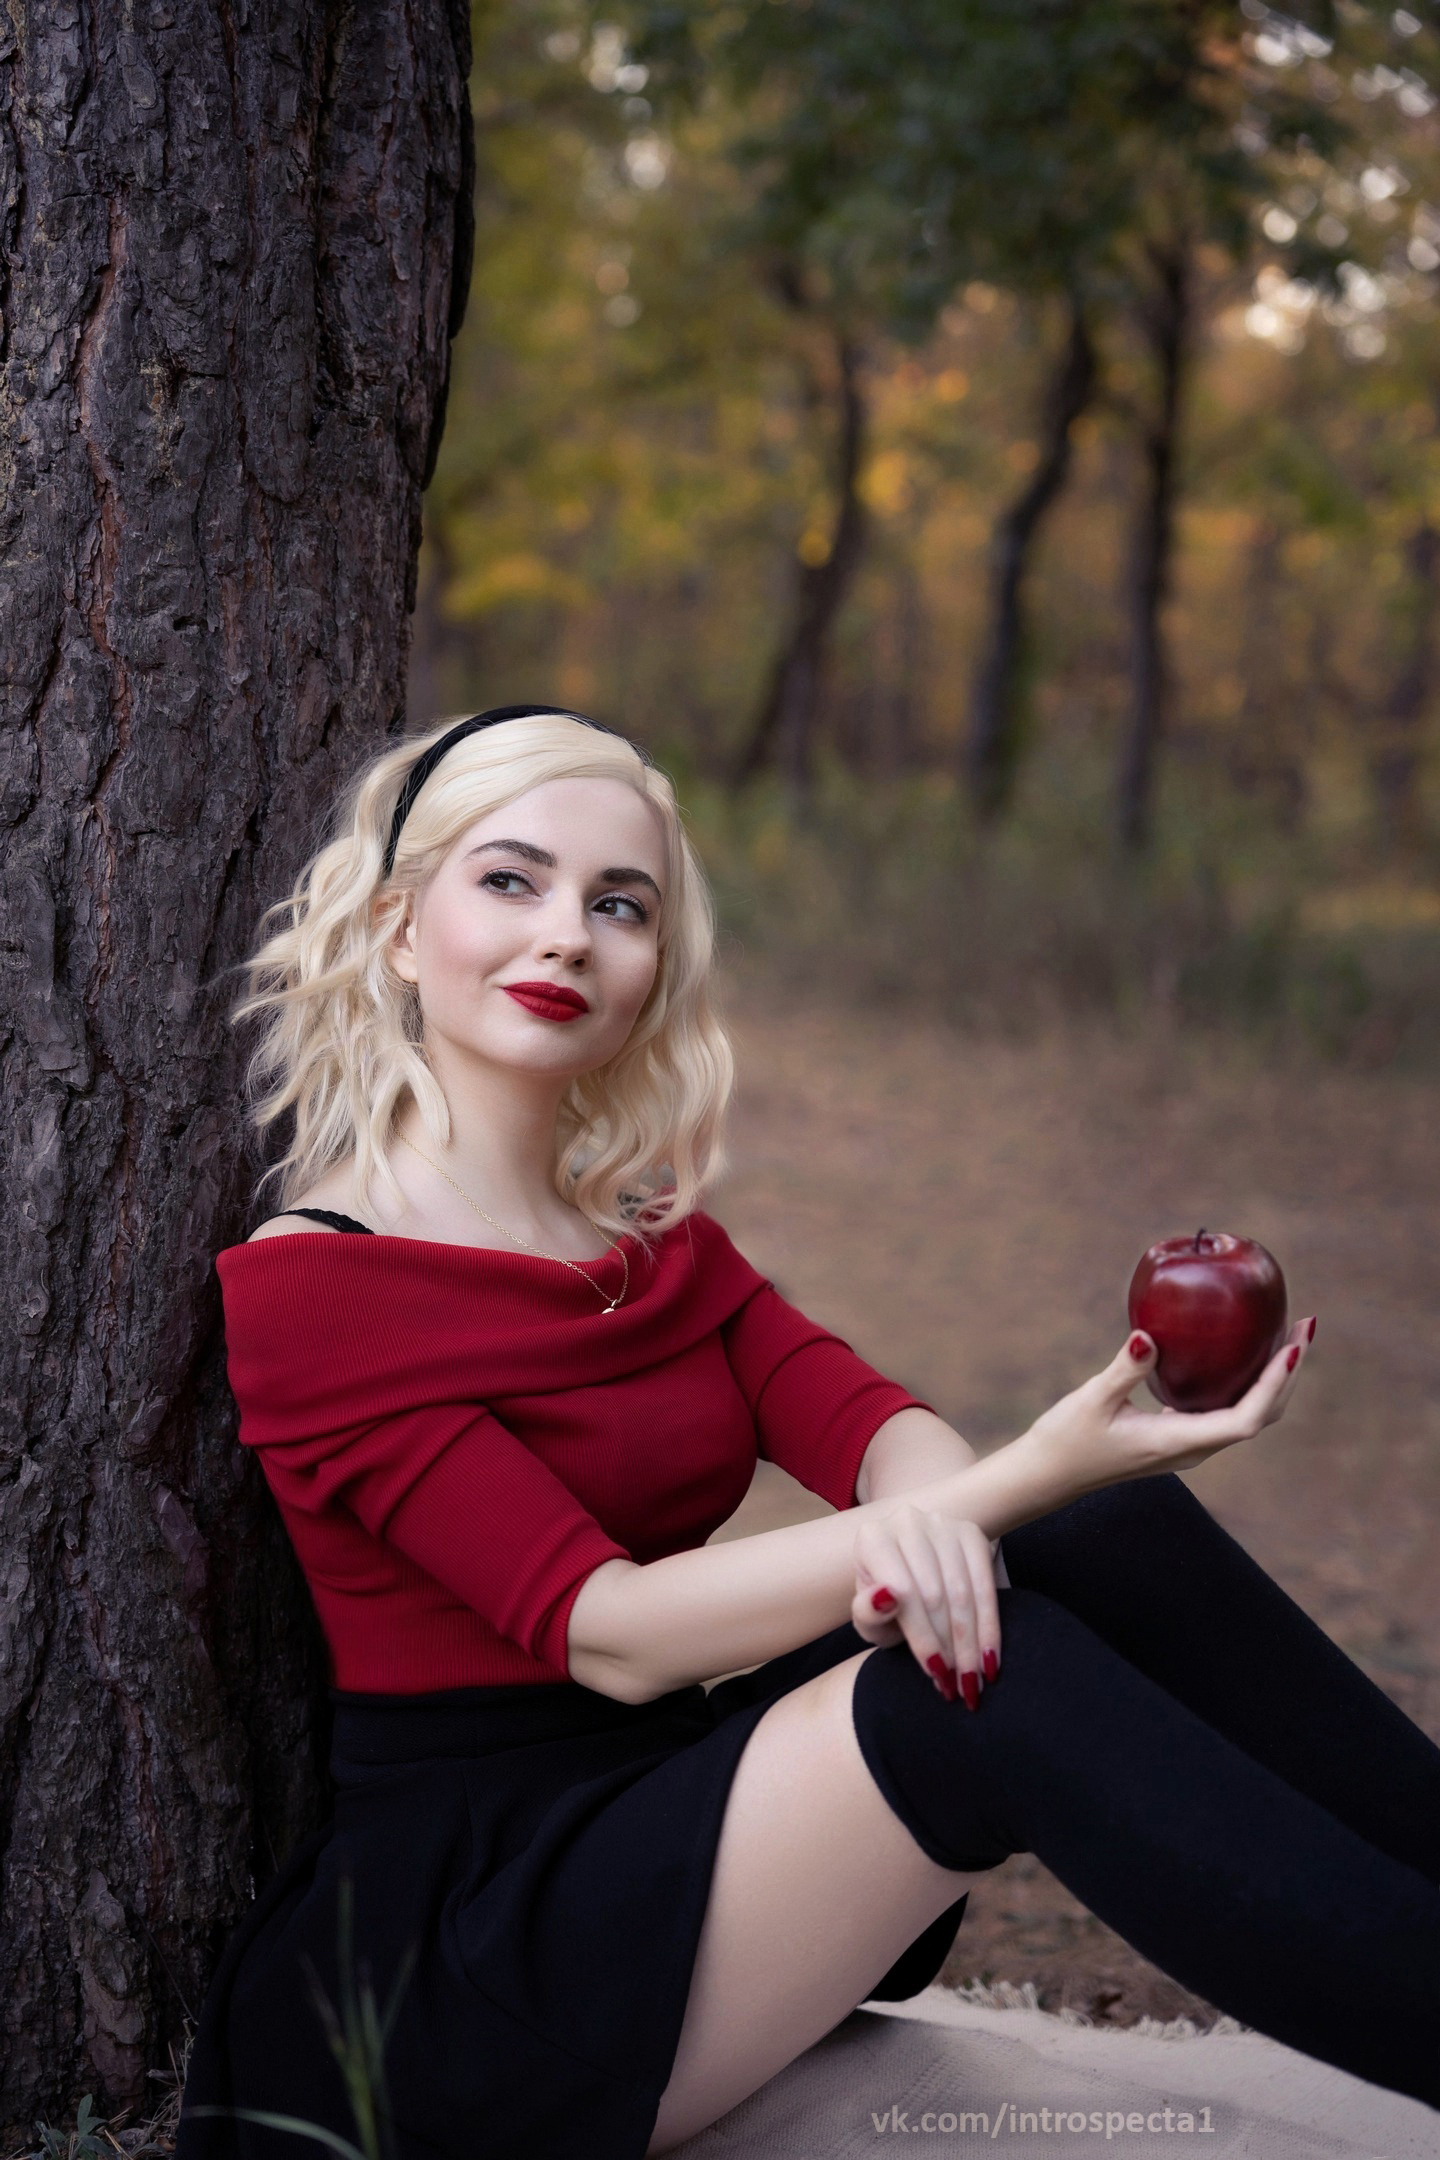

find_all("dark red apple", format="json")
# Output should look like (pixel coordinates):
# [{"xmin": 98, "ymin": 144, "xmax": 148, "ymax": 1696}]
[{"xmin": 1128, "ymin": 1230, "xmax": 1288, "ymax": 1413}]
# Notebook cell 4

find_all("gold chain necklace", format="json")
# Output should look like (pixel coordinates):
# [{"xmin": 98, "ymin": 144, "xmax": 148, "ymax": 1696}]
[{"xmin": 398, "ymin": 1133, "xmax": 629, "ymax": 1314}]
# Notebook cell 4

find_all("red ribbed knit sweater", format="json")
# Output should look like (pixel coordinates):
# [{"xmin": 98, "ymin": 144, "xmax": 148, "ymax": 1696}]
[{"xmin": 216, "ymin": 1209, "xmax": 929, "ymax": 1692}]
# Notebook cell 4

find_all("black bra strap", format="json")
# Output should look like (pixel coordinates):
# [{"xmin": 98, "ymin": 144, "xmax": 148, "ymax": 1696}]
[{"xmin": 270, "ymin": 1207, "xmax": 376, "ymax": 1235}]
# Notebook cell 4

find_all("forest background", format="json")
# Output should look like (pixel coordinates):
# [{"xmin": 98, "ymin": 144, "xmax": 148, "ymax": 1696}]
[{"xmin": 416, "ymin": 0, "xmax": 1440, "ymax": 1063}]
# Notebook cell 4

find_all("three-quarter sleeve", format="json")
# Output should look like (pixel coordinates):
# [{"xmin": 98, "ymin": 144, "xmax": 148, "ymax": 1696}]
[
  {"xmin": 720, "ymin": 1280, "xmax": 932, "ymax": 1511},
  {"xmin": 265, "ymin": 1400, "xmax": 632, "ymax": 1677}
]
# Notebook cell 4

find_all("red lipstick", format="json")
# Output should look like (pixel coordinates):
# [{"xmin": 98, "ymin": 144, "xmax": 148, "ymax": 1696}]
[{"xmin": 503, "ymin": 980, "xmax": 590, "ymax": 1023}]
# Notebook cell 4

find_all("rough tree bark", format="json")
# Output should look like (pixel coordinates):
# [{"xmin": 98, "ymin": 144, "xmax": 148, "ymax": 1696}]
[
  {"xmin": 1117, "ymin": 238, "xmax": 1189, "ymax": 853},
  {"xmin": 0, "ymin": 0, "xmax": 473, "ymax": 2136},
  {"xmin": 964, "ymin": 297, "xmax": 1096, "ymax": 821},
  {"xmin": 732, "ymin": 326, "xmax": 867, "ymax": 793}
]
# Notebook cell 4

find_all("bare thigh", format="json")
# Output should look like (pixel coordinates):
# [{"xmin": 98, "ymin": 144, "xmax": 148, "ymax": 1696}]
[{"xmin": 644, "ymin": 1646, "xmax": 981, "ymax": 2155}]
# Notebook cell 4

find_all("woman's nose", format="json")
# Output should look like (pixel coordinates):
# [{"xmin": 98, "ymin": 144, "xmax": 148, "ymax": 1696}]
[{"xmin": 539, "ymin": 894, "xmax": 593, "ymax": 965}]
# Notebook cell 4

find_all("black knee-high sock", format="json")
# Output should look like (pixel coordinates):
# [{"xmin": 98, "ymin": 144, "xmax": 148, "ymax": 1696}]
[
  {"xmin": 850, "ymin": 1587, "xmax": 1440, "ymax": 2110},
  {"xmin": 998, "ymin": 1472, "xmax": 1440, "ymax": 1884}
]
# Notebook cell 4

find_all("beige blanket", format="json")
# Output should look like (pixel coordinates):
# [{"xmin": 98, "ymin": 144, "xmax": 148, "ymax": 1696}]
[{"xmin": 672, "ymin": 1981, "xmax": 1440, "ymax": 2158}]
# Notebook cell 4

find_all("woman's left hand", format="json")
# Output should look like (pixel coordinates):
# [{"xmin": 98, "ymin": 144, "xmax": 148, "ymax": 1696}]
[{"xmin": 850, "ymin": 1504, "xmax": 1003, "ymax": 1707}]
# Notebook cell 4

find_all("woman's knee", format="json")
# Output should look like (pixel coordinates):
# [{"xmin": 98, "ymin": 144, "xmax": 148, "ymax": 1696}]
[
  {"xmin": 848, "ymin": 1586, "xmax": 1088, "ymax": 1873},
  {"xmin": 854, "ymin": 1584, "xmax": 1091, "ymax": 1731},
  {"xmin": 1000, "ymin": 1471, "xmax": 1195, "ymax": 1584}
]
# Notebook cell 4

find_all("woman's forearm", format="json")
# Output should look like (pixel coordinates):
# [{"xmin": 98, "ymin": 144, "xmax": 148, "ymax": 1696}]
[
  {"xmin": 859, "ymin": 1407, "xmax": 1008, "ymax": 1572},
  {"xmin": 566, "ymin": 1426, "xmax": 1063, "ymax": 1704}
]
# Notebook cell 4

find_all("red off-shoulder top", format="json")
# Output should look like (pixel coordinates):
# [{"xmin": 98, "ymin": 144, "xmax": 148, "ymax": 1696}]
[{"xmin": 215, "ymin": 1209, "xmax": 929, "ymax": 1692}]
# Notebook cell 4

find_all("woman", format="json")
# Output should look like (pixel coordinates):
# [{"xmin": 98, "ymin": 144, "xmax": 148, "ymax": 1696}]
[{"xmin": 177, "ymin": 708, "xmax": 1440, "ymax": 2160}]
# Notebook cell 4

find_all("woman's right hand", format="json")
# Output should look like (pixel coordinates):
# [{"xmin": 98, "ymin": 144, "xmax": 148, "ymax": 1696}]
[{"xmin": 1021, "ymin": 1317, "xmax": 1316, "ymax": 1494}]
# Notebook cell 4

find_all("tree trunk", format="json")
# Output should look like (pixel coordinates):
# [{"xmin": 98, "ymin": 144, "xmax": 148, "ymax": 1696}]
[
  {"xmin": 0, "ymin": 0, "xmax": 473, "ymax": 2137},
  {"xmin": 889, "ymin": 551, "xmax": 926, "ymax": 775},
  {"xmin": 1373, "ymin": 517, "xmax": 1439, "ymax": 852},
  {"xmin": 1117, "ymin": 241, "xmax": 1189, "ymax": 853},
  {"xmin": 965, "ymin": 298, "xmax": 1096, "ymax": 819},
  {"xmin": 1231, "ymin": 520, "xmax": 1306, "ymax": 832},
  {"xmin": 732, "ymin": 329, "xmax": 867, "ymax": 792}
]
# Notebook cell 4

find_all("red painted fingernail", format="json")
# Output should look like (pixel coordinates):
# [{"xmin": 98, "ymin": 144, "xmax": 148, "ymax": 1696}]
[
  {"xmin": 1128, "ymin": 1333, "xmax": 1150, "ymax": 1361},
  {"xmin": 960, "ymin": 1670, "xmax": 981, "ymax": 1712},
  {"xmin": 926, "ymin": 1654, "xmax": 959, "ymax": 1702},
  {"xmin": 1306, "ymin": 1315, "xmax": 1317, "ymax": 1343},
  {"xmin": 871, "ymin": 1586, "xmax": 898, "ymax": 1613},
  {"xmin": 1286, "ymin": 1344, "xmax": 1300, "ymax": 1371},
  {"xmin": 982, "ymin": 1648, "xmax": 999, "ymax": 1684}
]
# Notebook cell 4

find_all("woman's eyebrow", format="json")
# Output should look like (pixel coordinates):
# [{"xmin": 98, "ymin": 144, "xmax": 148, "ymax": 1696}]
[
  {"xmin": 465, "ymin": 838, "xmax": 555, "ymax": 865},
  {"xmin": 464, "ymin": 838, "xmax": 662, "ymax": 900},
  {"xmin": 600, "ymin": 865, "xmax": 663, "ymax": 900}
]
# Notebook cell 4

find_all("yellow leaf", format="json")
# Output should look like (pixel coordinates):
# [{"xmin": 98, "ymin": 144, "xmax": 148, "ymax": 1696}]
[
  {"xmin": 860, "ymin": 450, "xmax": 911, "ymax": 515},
  {"xmin": 442, "ymin": 554, "xmax": 590, "ymax": 618}
]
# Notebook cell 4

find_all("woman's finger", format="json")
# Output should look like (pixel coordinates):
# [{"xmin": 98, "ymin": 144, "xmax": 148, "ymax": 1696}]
[
  {"xmin": 855, "ymin": 1521, "xmax": 957, "ymax": 1698},
  {"xmin": 1127, "ymin": 1317, "xmax": 1316, "ymax": 1461},
  {"xmin": 949, "ymin": 1520, "xmax": 1010, "ymax": 1702},
  {"xmin": 931, "ymin": 1527, "xmax": 981, "ymax": 1705},
  {"xmin": 851, "ymin": 1525, "xmax": 911, "ymax": 1646},
  {"xmin": 898, "ymin": 1528, "xmax": 962, "ymax": 1699},
  {"xmin": 1100, "ymin": 1328, "xmax": 1157, "ymax": 1405},
  {"xmin": 1256, "ymin": 1315, "xmax": 1315, "ymax": 1426},
  {"xmin": 956, "ymin": 1519, "xmax": 1002, "ymax": 1696},
  {"xmin": 850, "ymin": 1581, "xmax": 903, "ymax": 1646},
  {"xmin": 1201, "ymin": 1323, "xmax": 1312, "ymax": 1435}
]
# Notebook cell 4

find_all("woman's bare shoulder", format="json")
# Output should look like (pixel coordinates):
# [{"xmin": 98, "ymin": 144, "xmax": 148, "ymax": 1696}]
[{"xmin": 245, "ymin": 1178, "xmax": 363, "ymax": 1242}]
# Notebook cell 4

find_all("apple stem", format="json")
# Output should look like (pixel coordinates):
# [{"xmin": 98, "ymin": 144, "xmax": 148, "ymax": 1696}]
[{"xmin": 1195, "ymin": 1227, "xmax": 1206, "ymax": 1251}]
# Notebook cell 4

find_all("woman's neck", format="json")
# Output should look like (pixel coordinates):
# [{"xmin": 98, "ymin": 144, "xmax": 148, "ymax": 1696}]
[{"xmin": 386, "ymin": 1048, "xmax": 604, "ymax": 1256}]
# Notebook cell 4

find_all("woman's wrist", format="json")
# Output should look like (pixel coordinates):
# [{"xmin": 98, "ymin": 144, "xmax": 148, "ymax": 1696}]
[{"xmin": 919, "ymin": 1426, "xmax": 1076, "ymax": 1541}]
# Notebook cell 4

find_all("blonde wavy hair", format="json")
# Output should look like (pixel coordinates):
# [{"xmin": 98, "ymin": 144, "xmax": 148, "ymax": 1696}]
[{"xmin": 231, "ymin": 712, "xmax": 734, "ymax": 1244}]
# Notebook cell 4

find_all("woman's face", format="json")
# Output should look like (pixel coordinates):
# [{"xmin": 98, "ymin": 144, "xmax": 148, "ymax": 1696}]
[{"xmin": 388, "ymin": 775, "xmax": 667, "ymax": 1083}]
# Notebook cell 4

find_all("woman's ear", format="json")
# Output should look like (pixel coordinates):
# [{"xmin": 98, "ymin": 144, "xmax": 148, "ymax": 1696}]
[{"xmin": 374, "ymin": 890, "xmax": 419, "ymax": 984}]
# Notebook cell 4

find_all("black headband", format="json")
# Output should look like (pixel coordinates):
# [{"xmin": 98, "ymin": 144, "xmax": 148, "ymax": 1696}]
[{"xmin": 381, "ymin": 705, "xmax": 649, "ymax": 878}]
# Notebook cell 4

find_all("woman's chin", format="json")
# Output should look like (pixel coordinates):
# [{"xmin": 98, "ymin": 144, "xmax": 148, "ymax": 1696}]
[{"xmin": 452, "ymin": 1028, "xmax": 631, "ymax": 1083}]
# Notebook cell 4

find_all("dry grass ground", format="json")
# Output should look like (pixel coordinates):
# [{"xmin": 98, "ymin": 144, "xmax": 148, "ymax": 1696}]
[{"xmin": 704, "ymin": 977, "xmax": 1440, "ymax": 2029}]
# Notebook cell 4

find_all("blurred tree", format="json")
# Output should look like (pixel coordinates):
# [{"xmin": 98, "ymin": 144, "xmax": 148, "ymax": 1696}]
[
  {"xmin": 623, "ymin": 0, "xmax": 1352, "ymax": 832},
  {"xmin": 1111, "ymin": 7, "xmax": 1366, "ymax": 850},
  {"xmin": 1117, "ymin": 229, "xmax": 1195, "ymax": 851},
  {"xmin": 733, "ymin": 313, "xmax": 867, "ymax": 788},
  {"xmin": 1378, "ymin": 511, "xmax": 1440, "ymax": 848},
  {"xmin": 1323, "ymin": 4, "xmax": 1440, "ymax": 851},
  {"xmin": 419, "ymin": 0, "xmax": 1439, "ymax": 902},
  {"xmin": 622, "ymin": 0, "xmax": 1174, "ymax": 796},
  {"xmin": 418, "ymin": 0, "xmax": 842, "ymax": 766},
  {"xmin": 968, "ymin": 297, "xmax": 1096, "ymax": 817},
  {"xmin": 1195, "ymin": 0, "xmax": 1440, "ymax": 855}
]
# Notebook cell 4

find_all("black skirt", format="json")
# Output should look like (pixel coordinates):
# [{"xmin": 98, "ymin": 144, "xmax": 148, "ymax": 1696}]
[{"xmin": 176, "ymin": 1621, "xmax": 969, "ymax": 2160}]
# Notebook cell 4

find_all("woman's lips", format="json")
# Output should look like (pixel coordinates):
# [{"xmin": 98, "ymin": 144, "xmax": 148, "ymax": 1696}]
[{"xmin": 503, "ymin": 981, "xmax": 590, "ymax": 1023}]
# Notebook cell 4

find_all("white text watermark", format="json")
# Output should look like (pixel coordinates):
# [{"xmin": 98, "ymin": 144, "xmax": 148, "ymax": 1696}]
[{"xmin": 871, "ymin": 2101, "xmax": 1218, "ymax": 2138}]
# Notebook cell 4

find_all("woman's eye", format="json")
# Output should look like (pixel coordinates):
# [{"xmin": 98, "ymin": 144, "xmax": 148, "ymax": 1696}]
[
  {"xmin": 594, "ymin": 892, "xmax": 649, "ymax": 923},
  {"xmin": 479, "ymin": 869, "xmax": 533, "ymax": 896}
]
